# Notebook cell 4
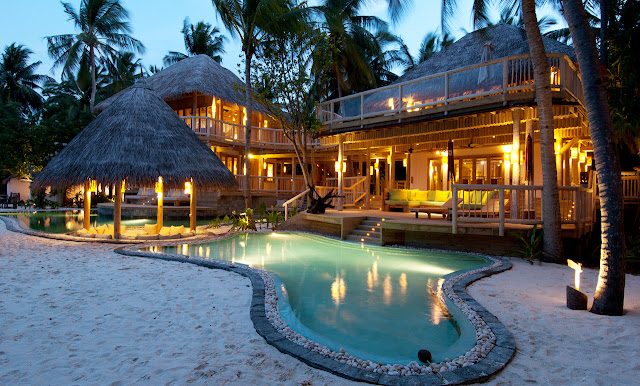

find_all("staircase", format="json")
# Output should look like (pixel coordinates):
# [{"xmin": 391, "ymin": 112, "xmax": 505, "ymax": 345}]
[
  {"xmin": 346, "ymin": 217, "xmax": 383, "ymax": 245},
  {"xmin": 355, "ymin": 195, "xmax": 383, "ymax": 211}
]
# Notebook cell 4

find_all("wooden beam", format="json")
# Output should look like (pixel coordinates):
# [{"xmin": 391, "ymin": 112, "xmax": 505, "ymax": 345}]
[
  {"xmin": 114, "ymin": 180, "xmax": 122, "ymax": 240},
  {"xmin": 190, "ymin": 183, "xmax": 197, "ymax": 232},
  {"xmin": 83, "ymin": 180, "xmax": 91, "ymax": 230}
]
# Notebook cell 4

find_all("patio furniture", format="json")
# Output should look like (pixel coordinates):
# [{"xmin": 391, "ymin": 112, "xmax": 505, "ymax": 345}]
[
  {"xmin": 4, "ymin": 193, "xmax": 20, "ymax": 209},
  {"xmin": 164, "ymin": 189, "xmax": 190, "ymax": 206},
  {"xmin": 125, "ymin": 188, "xmax": 155, "ymax": 204},
  {"xmin": 409, "ymin": 198, "xmax": 461, "ymax": 219}
]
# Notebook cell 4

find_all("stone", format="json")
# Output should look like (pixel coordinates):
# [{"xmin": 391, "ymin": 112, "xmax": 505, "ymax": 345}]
[
  {"xmin": 418, "ymin": 349, "xmax": 432, "ymax": 363},
  {"xmin": 566, "ymin": 285, "xmax": 588, "ymax": 310}
]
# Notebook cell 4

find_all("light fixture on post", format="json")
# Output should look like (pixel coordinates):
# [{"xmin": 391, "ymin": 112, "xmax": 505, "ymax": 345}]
[
  {"xmin": 83, "ymin": 179, "xmax": 98, "ymax": 230},
  {"xmin": 334, "ymin": 161, "xmax": 346, "ymax": 173},
  {"xmin": 370, "ymin": 165, "xmax": 374, "ymax": 176},
  {"xmin": 155, "ymin": 176, "xmax": 164, "ymax": 228},
  {"xmin": 566, "ymin": 259, "xmax": 587, "ymax": 310}
]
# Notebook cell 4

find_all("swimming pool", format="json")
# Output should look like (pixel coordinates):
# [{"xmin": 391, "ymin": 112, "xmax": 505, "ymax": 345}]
[
  {"xmin": 2, "ymin": 210, "xmax": 213, "ymax": 234},
  {"xmin": 145, "ymin": 232, "xmax": 489, "ymax": 365}
]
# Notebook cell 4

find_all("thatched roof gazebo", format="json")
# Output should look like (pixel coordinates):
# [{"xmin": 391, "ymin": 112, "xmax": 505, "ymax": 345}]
[
  {"xmin": 33, "ymin": 83, "xmax": 237, "ymax": 239},
  {"xmin": 95, "ymin": 54, "xmax": 266, "ymax": 113}
]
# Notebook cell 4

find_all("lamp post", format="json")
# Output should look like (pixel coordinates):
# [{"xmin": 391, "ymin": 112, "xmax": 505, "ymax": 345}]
[{"xmin": 155, "ymin": 176, "xmax": 163, "ymax": 229}]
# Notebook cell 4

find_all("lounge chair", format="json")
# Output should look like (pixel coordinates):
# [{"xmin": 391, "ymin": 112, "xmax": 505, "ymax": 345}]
[{"xmin": 164, "ymin": 190, "xmax": 190, "ymax": 206}]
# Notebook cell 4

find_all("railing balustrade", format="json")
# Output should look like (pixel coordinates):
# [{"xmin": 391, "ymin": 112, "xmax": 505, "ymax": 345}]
[
  {"xmin": 450, "ymin": 184, "xmax": 593, "ymax": 236},
  {"xmin": 234, "ymin": 175, "xmax": 306, "ymax": 196},
  {"xmin": 316, "ymin": 176, "xmax": 367, "ymax": 208},
  {"xmin": 318, "ymin": 53, "xmax": 582, "ymax": 126},
  {"xmin": 181, "ymin": 116, "xmax": 319, "ymax": 147},
  {"xmin": 622, "ymin": 172, "xmax": 640, "ymax": 203}
]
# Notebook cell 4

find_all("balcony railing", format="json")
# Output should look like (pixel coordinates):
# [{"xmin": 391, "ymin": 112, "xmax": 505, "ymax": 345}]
[
  {"xmin": 181, "ymin": 116, "xmax": 319, "ymax": 147},
  {"xmin": 316, "ymin": 176, "xmax": 368, "ymax": 208},
  {"xmin": 450, "ymin": 184, "xmax": 595, "ymax": 237},
  {"xmin": 318, "ymin": 53, "xmax": 583, "ymax": 127},
  {"xmin": 234, "ymin": 175, "xmax": 307, "ymax": 196}
]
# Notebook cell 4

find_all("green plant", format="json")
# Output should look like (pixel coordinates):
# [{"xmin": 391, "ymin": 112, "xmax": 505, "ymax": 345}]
[
  {"xmin": 72, "ymin": 191, "xmax": 84, "ymax": 208},
  {"xmin": 287, "ymin": 205, "xmax": 298, "ymax": 219},
  {"xmin": 508, "ymin": 225, "xmax": 547, "ymax": 264},
  {"xmin": 257, "ymin": 202, "xmax": 267, "ymax": 229},
  {"xmin": 229, "ymin": 209, "xmax": 256, "ymax": 232},
  {"xmin": 209, "ymin": 217, "xmax": 222, "ymax": 228},
  {"xmin": 265, "ymin": 208, "xmax": 284, "ymax": 230}
]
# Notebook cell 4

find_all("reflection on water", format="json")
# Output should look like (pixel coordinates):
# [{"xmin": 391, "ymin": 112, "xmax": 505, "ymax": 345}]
[
  {"xmin": 5, "ymin": 211, "xmax": 214, "ymax": 234},
  {"xmin": 146, "ymin": 233, "xmax": 488, "ymax": 364}
]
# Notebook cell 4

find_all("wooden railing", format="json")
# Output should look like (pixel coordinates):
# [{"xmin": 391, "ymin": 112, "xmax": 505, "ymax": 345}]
[
  {"xmin": 284, "ymin": 189, "xmax": 310, "ymax": 221},
  {"xmin": 181, "ymin": 116, "xmax": 319, "ymax": 147},
  {"xmin": 234, "ymin": 175, "xmax": 306, "ymax": 196},
  {"xmin": 450, "ymin": 184, "xmax": 594, "ymax": 236},
  {"xmin": 316, "ymin": 176, "xmax": 368, "ymax": 208},
  {"xmin": 622, "ymin": 172, "xmax": 640, "ymax": 203},
  {"xmin": 317, "ymin": 53, "xmax": 582, "ymax": 126}
]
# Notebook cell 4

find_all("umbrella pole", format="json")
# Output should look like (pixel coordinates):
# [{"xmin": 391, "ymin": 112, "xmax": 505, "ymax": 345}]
[
  {"xmin": 83, "ymin": 181, "xmax": 91, "ymax": 230},
  {"xmin": 190, "ymin": 184, "xmax": 196, "ymax": 233},
  {"xmin": 114, "ymin": 180, "xmax": 122, "ymax": 239}
]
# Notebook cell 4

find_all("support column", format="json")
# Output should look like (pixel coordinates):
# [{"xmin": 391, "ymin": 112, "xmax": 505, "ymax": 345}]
[
  {"xmin": 338, "ymin": 135, "xmax": 344, "ymax": 211},
  {"xmin": 157, "ymin": 177, "xmax": 163, "ymax": 229},
  {"xmin": 443, "ymin": 155, "xmax": 449, "ymax": 190},
  {"xmin": 365, "ymin": 147, "xmax": 371, "ymax": 209},
  {"xmin": 190, "ymin": 183, "xmax": 197, "ymax": 232},
  {"xmin": 83, "ymin": 181, "xmax": 91, "ymax": 230},
  {"xmin": 511, "ymin": 109, "xmax": 521, "ymax": 218},
  {"xmin": 406, "ymin": 152, "xmax": 412, "ymax": 190},
  {"xmin": 526, "ymin": 120, "xmax": 535, "ymax": 214},
  {"xmin": 388, "ymin": 147, "xmax": 395, "ymax": 190},
  {"xmin": 258, "ymin": 156, "xmax": 263, "ymax": 192},
  {"xmin": 114, "ymin": 180, "xmax": 122, "ymax": 240},
  {"xmin": 191, "ymin": 92, "xmax": 197, "ymax": 130},
  {"xmin": 292, "ymin": 156, "xmax": 296, "ymax": 192}
]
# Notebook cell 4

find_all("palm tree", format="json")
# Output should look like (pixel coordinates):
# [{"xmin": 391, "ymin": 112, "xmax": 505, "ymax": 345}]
[
  {"xmin": 46, "ymin": 0, "xmax": 145, "ymax": 112},
  {"xmin": 212, "ymin": 0, "xmax": 306, "ymax": 208},
  {"xmin": 562, "ymin": 0, "xmax": 626, "ymax": 316},
  {"xmin": 387, "ymin": 31, "xmax": 454, "ymax": 73},
  {"xmin": 0, "ymin": 43, "xmax": 50, "ymax": 111},
  {"xmin": 103, "ymin": 51, "xmax": 144, "ymax": 94},
  {"xmin": 164, "ymin": 18, "xmax": 227, "ymax": 66}
]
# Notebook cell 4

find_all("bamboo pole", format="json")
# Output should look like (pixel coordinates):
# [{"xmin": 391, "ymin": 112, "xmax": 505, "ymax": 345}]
[
  {"xmin": 114, "ymin": 180, "xmax": 122, "ymax": 240},
  {"xmin": 157, "ymin": 178, "xmax": 163, "ymax": 229},
  {"xmin": 190, "ymin": 183, "xmax": 197, "ymax": 232},
  {"xmin": 83, "ymin": 181, "xmax": 91, "ymax": 230}
]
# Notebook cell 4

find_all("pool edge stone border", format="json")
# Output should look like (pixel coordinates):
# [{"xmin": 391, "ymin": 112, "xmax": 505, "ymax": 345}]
[{"xmin": 5, "ymin": 220, "xmax": 516, "ymax": 385}]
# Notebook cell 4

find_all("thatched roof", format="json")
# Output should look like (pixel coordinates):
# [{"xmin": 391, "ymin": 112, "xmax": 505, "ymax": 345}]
[
  {"xmin": 395, "ymin": 23, "xmax": 577, "ymax": 84},
  {"xmin": 33, "ymin": 83, "xmax": 238, "ymax": 191},
  {"xmin": 96, "ymin": 54, "xmax": 265, "ymax": 113}
]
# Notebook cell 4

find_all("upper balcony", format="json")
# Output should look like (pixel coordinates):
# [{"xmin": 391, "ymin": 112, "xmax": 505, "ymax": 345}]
[{"xmin": 317, "ymin": 53, "xmax": 584, "ymax": 136}]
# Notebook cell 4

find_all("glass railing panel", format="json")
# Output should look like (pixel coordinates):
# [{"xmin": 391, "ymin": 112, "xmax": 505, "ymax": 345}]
[{"xmin": 401, "ymin": 75, "xmax": 445, "ymax": 110}]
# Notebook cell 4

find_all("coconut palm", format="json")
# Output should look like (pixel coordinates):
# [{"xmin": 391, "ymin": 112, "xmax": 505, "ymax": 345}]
[
  {"xmin": 387, "ymin": 31, "xmax": 454, "ymax": 73},
  {"xmin": 163, "ymin": 18, "xmax": 227, "ymax": 66},
  {"xmin": 562, "ymin": 0, "xmax": 626, "ymax": 316},
  {"xmin": 0, "ymin": 43, "xmax": 50, "ymax": 111},
  {"xmin": 212, "ymin": 0, "xmax": 307, "ymax": 208},
  {"xmin": 103, "ymin": 51, "xmax": 144, "ymax": 95},
  {"xmin": 46, "ymin": 0, "xmax": 145, "ymax": 113}
]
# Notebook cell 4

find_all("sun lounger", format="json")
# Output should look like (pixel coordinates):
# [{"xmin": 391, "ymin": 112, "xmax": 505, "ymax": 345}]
[{"xmin": 164, "ymin": 190, "xmax": 190, "ymax": 206}]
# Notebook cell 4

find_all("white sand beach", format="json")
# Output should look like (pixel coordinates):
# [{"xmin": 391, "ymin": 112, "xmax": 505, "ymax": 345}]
[{"xmin": 1, "ymin": 219, "xmax": 639, "ymax": 385}]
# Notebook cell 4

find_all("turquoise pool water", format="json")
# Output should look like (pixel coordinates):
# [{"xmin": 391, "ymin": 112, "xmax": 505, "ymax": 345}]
[
  {"xmin": 145, "ymin": 233, "xmax": 489, "ymax": 364},
  {"xmin": 1, "ymin": 211, "xmax": 212, "ymax": 234}
]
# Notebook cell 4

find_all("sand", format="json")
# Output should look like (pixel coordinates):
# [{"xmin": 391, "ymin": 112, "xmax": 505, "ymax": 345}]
[{"xmin": 1, "ymin": 218, "xmax": 639, "ymax": 385}]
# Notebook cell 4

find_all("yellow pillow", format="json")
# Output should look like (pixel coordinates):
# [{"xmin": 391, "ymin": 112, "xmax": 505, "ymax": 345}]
[
  {"xmin": 388, "ymin": 189, "xmax": 407, "ymax": 201},
  {"xmin": 435, "ymin": 190, "xmax": 451, "ymax": 202},
  {"xmin": 159, "ymin": 226, "xmax": 171, "ymax": 236},
  {"xmin": 144, "ymin": 223, "xmax": 158, "ymax": 235},
  {"xmin": 96, "ymin": 224, "xmax": 109, "ymax": 235},
  {"xmin": 414, "ymin": 190, "xmax": 428, "ymax": 201},
  {"xmin": 170, "ymin": 225, "xmax": 184, "ymax": 236},
  {"xmin": 88, "ymin": 227, "xmax": 98, "ymax": 234}
]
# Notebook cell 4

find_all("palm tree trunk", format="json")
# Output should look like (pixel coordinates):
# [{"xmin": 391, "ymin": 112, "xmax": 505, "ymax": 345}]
[
  {"xmin": 90, "ymin": 45, "xmax": 97, "ymax": 113},
  {"xmin": 244, "ymin": 52, "xmax": 253, "ymax": 209},
  {"xmin": 521, "ymin": 0, "xmax": 563, "ymax": 261},
  {"xmin": 563, "ymin": 0, "xmax": 626, "ymax": 316}
]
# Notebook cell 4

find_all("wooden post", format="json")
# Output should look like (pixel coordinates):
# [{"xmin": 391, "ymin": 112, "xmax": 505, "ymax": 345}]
[
  {"xmin": 451, "ymin": 185, "xmax": 458, "ymax": 234},
  {"xmin": 365, "ymin": 146, "xmax": 371, "ymax": 209},
  {"xmin": 114, "ymin": 180, "xmax": 122, "ymax": 240},
  {"xmin": 157, "ymin": 179, "xmax": 163, "ymax": 229},
  {"xmin": 190, "ymin": 183, "xmax": 197, "ymax": 232},
  {"xmin": 258, "ymin": 156, "xmax": 263, "ymax": 193},
  {"xmin": 338, "ymin": 135, "xmax": 344, "ymax": 211},
  {"xmin": 389, "ymin": 147, "xmax": 395, "ymax": 190},
  {"xmin": 511, "ymin": 109, "xmax": 521, "ymax": 218},
  {"xmin": 499, "ymin": 189, "xmax": 505, "ymax": 236},
  {"xmin": 292, "ymin": 156, "xmax": 296, "ymax": 192},
  {"xmin": 406, "ymin": 152, "xmax": 412, "ymax": 190},
  {"xmin": 83, "ymin": 180, "xmax": 91, "ymax": 230}
]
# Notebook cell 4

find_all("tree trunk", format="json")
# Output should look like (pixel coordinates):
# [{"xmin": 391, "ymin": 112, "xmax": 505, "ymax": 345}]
[
  {"xmin": 244, "ymin": 52, "xmax": 253, "ymax": 209},
  {"xmin": 90, "ymin": 45, "xmax": 96, "ymax": 113},
  {"xmin": 521, "ymin": 0, "xmax": 563, "ymax": 261},
  {"xmin": 563, "ymin": 0, "xmax": 626, "ymax": 316}
]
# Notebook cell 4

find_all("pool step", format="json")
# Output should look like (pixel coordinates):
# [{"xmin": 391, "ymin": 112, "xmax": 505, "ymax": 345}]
[{"xmin": 346, "ymin": 217, "xmax": 384, "ymax": 245}]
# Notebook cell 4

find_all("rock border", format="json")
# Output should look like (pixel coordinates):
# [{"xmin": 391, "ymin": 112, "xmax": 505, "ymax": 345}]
[{"xmin": 114, "ymin": 233, "xmax": 516, "ymax": 385}]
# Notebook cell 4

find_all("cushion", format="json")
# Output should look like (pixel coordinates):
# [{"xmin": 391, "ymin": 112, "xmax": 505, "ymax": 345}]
[
  {"xmin": 435, "ymin": 190, "xmax": 451, "ymax": 202},
  {"xmin": 159, "ymin": 234, "xmax": 181, "ymax": 240},
  {"xmin": 159, "ymin": 226, "xmax": 171, "ymax": 236},
  {"xmin": 170, "ymin": 225, "xmax": 184, "ymax": 236},
  {"xmin": 388, "ymin": 189, "xmax": 406, "ymax": 201},
  {"xmin": 88, "ymin": 227, "xmax": 98, "ymax": 234},
  {"xmin": 407, "ymin": 201, "xmax": 422, "ymax": 206},
  {"xmin": 421, "ymin": 201, "xmax": 444, "ymax": 207},
  {"xmin": 414, "ymin": 190, "xmax": 428, "ymax": 201},
  {"xmin": 95, "ymin": 224, "xmax": 109, "ymax": 235},
  {"xmin": 426, "ymin": 190, "xmax": 436, "ymax": 201},
  {"xmin": 107, "ymin": 224, "xmax": 127, "ymax": 234},
  {"xmin": 137, "ymin": 234, "xmax": 159, "ymax": 241},
  {"xmin": 474, "ymin": 191, "xmax": 484, "ymax": 204},
  {"xmin": 120, "ymin": 234, "xmax": 138, "ymax": 240},
  {"xmin": 180, "ymin": 231, "xmax": 195, "ymax": 238},
  {"xmin": 95, "ymin": 233, "xmax": 112, "ymax": 239},
  {"xmin": 77, "ymin": 230, "xmax": 95, "ymax": 238},
  {"xmin": 144, "ymin": 223, "xmax": 158, "ymax": 235}
]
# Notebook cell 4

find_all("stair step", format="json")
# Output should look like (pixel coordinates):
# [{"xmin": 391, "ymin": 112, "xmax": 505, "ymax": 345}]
[
  {"xmin": 351, "ymin": 229, "xmax": 380, "ymax": 237},
  {"xmin": 361, "ymin": 220, "xmax": 381, "ymax": 227},
  {"xmin": 346, "ymin": 235, "xmax": 381, "ymax": 245}
]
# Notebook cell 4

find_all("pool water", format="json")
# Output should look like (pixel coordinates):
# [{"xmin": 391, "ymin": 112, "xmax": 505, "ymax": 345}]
[
  {"xmin": 146, "ymin": 233, "xmax": 489, "ymax": 364},
  {"xmin": 2, "ymin": 211, "xmax": 213, "ymax": 234}
]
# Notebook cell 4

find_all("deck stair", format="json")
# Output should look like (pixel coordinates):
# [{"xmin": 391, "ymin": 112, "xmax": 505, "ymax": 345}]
[
  {"xmin": 346, "ymin": 217, "xmax": 383, "ymax": 245},
  {"xmin": 356, "ymin": 195, "xmax": 382, "ymax": 211}
]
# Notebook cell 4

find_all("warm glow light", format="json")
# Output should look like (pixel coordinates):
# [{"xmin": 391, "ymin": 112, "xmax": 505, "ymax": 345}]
[
  {"xmin": 184, "ymin": 181, "xmax": 192, "ymax": 195},
  {"xmin": 579, "ymin": 153, "xmax": 587, "ymax": 163},
  {"xmin": 399, "ymin": 273, "xmax": 407, "ymax": 296},
  {"xmin": 568, "ymin": 259, "xmax": 583, "ymax": 290},
  {"xmin": 267, "ymin": 164, "xmax": 274, "ymax": 178},
  {"xmin": 334, "ymin": 161, "xmax": 346, "ymax": 173},
  {"xmin": 571, "ymin": 148, "xmax": 578, "ymax": 159},
  {"xmin": 248, "ymin": 154, "xmax": 254, "ymax": 159},
  {"xmin": 510, "ymin": 151, "xmax": 518, "ymax": 164},
  {"xmin": 331, "ymin": 276, "xmax": 346, "ymax": 305},
  {"xmin": 388, "ymin": 98, "xmax": 394, "ymax": 109},
  {"xmin": 387, "ymin": 155, "xmax": 391, "ymax": 164},
  {"xmin": 383, "ymin": 274, "xmax": 392, "ymax": 305},
  {"xmin": 370, "ymin": 165, "xmax": 374, "ymax": 175},
  {"xmin": 263, "ymin": 161, "xmax": 267, "ymax": 169},
  {"xmin": 284, "ymin": 165, "xmax": 287, "ymax": 173},
  {"xmin": 88, "ymin": 180, "xmax": 98, "ymax": 193},
  {"xmin": 155, "ymin": 176, "xmax": 163, "ymax": 194},
  {"xmin": 403, "ymin": 158, "xmax": 407, "ymax": 167},
  {"xmin": 263, "ymin": 119, "xmax": 268, "ymax": 128},
  {"xmin": 555, "ymin": 143, "xmax": 561, "ymax": 154},
  {"xmin": 242, "ymin": 107, "xmax": 247, "ymax": 126}
]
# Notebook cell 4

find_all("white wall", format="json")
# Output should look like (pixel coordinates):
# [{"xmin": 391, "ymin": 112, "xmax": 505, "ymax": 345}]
[{"xmin": 7, "ymin": 178, "xmax": 31, "ymax": 201}]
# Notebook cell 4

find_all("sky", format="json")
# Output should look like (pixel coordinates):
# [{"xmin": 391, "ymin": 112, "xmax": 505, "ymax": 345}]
[{"xmin": 0, "ymin": 0, "xmax": 561, "ymax": 82}]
